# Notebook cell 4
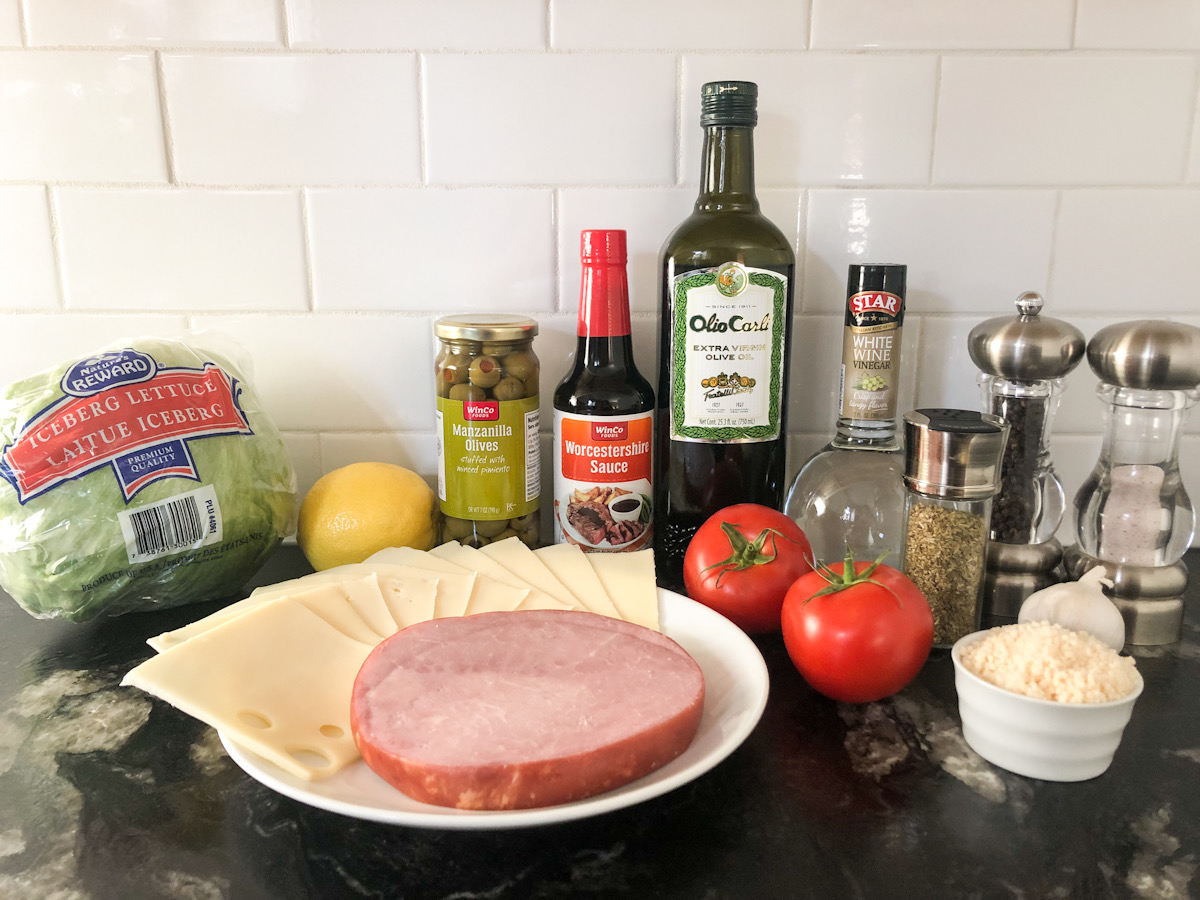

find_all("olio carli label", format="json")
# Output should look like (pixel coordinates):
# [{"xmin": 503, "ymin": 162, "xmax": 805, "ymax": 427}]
[
  {"xmin": 437, "ymin": 394, "xmax": 539, "ymax": 521},
  {"xmin": 840, "ymin": 289, "xmax": 905, "ymax": 421},
  {"xmin": 669, "ymin": 263, "xmax": 787, "ymax": 444},
  {"xmin": 553, "ymin": 410, "xmax": 652, "ymax": 551}
]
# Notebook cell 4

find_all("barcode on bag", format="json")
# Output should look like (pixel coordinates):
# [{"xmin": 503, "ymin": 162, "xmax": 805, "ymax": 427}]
[{"xmin": 118, "ymin": 484, "xmax": 223, "ymax": 564}]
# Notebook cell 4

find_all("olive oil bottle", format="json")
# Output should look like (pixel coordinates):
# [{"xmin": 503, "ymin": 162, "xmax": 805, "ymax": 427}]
[{"xmin": 654, "ymin": 81, "xmax": 795, "ymax": 590}]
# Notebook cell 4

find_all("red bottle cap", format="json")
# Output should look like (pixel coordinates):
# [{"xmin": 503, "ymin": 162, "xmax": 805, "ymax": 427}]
[
  {"xmin": 578, "ymin": 230, "xmax": 631, "ymax": 338},
  {"xmin": 580, "ymin": 229, "xmax": 627, "ymax": 265}
]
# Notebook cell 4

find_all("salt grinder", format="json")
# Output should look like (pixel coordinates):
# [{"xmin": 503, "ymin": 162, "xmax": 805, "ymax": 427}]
[
  {"xmin": 1065, "ymin": 319, "xmax": 1200, "ymax": 645},
  {"xmin": 967, "ymin": 292, "xmax": 1085, "ymax": 623}
]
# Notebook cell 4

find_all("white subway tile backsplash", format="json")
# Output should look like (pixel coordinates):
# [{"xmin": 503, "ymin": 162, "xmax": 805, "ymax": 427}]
[
  {"xmin": 24, "ymin": 0, "xmax": 281, "ymax": 47},
  {"xmin": 804, "ymin": 190, "xmax": 1055, "ymax": 314},
  {"xmin": 1076, "ymin": 0, "xmax": 1200, "ymax": 49},
  {"xmin": 552, "ymin": 0, "xmax": 808, "ymax": 50},
  {"xmin": 287, "ymin": 0, "xmax": 545, "ymax": 50},
  {"xmin": 309, "ymin": 188, "xmax": 554, "ymax": 312},
  {"xmin": 0, "ymin": 0, "xmax": 20, "ymax": 45},
  {"xmin": 556, "ymin": 188, "xmax": 802, "ymax": 315},
  {"xmin": 935, "ymin": 56, "xmax": 1196, "ymax": 186},
  {"xmin": 189, "ymin": 314, "xmax": 435, "ymax": 432},
  {"xmin": 683, "ymin": 54, "xmax": 938, "ymax": 186},
  {"xmin": 1050, "ymin": 190, "xmax": 1200, "ymax": 313},
  {"xmin": 424, "ymin": 54, "xmax": 676, "ymax": 186},
  {"xmin": 0, "ymin": 314, "xmax": 190, "ymax": 388},
  {"xmin": 0, "ymin": 52, "xmax": 166, "ymax": 182},
  {"xmin": 55, "ymin": 189, "xmax": 307, "ymax": 310},
  {"xmin": 0, "ymin": 187, "xmax": 59, "ymax": 309},
  {"xmin": 913, "ymin": 316, "xmax": 979, "ymax": 411},
  {"xmin": 164, "ymin": 54, "xmax": 420, "ymax": 186},
  {"xmin": 319, "ymin": 433, "xmax": 438, "ymax": 485},
  {"xmin": 811, "ymin": 0, "xmax": 1072, "ymax": 49},
  {"xmin": 281, "ymin": 431, "xmax": 323, "ymax": 500}
]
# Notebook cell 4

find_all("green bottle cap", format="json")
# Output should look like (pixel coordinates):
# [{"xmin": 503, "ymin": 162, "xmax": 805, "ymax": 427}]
[{"xmin": 700, "ymin": 81, "xmax": 758, "ymax": 127}]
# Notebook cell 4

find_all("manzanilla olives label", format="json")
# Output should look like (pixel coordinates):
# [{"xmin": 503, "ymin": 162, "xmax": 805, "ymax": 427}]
[{"xmin": 436, "ymin": 395, "xmax": 539, "ymax": 522}]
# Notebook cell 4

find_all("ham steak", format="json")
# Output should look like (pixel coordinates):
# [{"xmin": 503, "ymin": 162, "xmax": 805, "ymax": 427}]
[{"xmin": 350, "ymin": 609, "xmax": 705, "ymax": 810}]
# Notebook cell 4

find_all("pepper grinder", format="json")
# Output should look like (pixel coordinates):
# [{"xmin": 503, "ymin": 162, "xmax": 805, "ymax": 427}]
[
  {"xmin": 1065, "ymin": 320, "xmax": 1200, "ymax": 645},
  {"xmin": 967, "ymin": 292, "xmax": 1085, "ymax": 623}
]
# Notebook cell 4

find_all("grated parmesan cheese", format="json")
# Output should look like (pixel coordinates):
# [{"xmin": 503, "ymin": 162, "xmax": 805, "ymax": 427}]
[{"xmin": 959, "ymin": 622, "xmax": 1139, "ymax": 704}]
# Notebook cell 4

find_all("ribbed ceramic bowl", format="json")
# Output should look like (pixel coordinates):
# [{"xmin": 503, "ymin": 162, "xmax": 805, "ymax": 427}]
[{"xmin": 950, "ymin": 630, "xmax": 1144, "ymax": 782}]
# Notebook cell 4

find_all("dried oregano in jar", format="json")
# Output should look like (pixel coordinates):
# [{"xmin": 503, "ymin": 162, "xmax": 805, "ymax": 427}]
[
  {"xmin": 904, "ymin": 499, "xmax": 988, "ymax": 645},
  {"xmin": 901, "ymin": 409, "xmax": 1008, "ymax": 647}
]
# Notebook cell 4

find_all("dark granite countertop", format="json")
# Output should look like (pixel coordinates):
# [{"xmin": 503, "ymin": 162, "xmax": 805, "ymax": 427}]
[{"xmin": 0, "ymin": 547, "xmax": 1197, "ymax": 900}]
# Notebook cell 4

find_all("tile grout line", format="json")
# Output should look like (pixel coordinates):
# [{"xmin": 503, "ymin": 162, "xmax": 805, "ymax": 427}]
[
  {"xmin": 417, "ymin": 53, "xmax": 429, "ymax": 185},
  {"xmin": 43, "ymin": 186, "xmax": 67, "ymax": 310},
  {"xmin": 927, "ymin": 54, "xmax": 943, "ymax": 186},
  {"xmin": 153, "ymin": 51, "xmax": 177, "ymax": 185},
  {"xmin": 278, "ymin": 0, "xmax": 292, "ymax": 48},
  {"xmin": 299, "ymin": 189, "xmax": 316, "ymax": 312},
  {"xmin": 16, "ymin": 0, "xmax": 28, "ymax": 46}
]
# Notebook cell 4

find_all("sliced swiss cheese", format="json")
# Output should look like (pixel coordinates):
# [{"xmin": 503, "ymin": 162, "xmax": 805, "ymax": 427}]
[
  {"xmin": 533, "ymin": 543, "xmax": 622, "ymax": 619},
  {"xmin": 480, "ymin": 537, "xmax": 583, "ymax": 610},
  {"xmin": 123, "ymin": 597, "xmax": 373, "ymax": 781},
  {"xmin": 149, "ymin": 594, "xmax": 265, "ymax": 652},
  {"xmin": 365, "ymin": 546, "xmax": 526, "ymax": 616},
  {"xmin": 586, "ymin": 549, "xmax": 660, "ymax": 631},
  {"xmin": 431, "ymin": 542, "xmax": 571, "ymax": 611}
]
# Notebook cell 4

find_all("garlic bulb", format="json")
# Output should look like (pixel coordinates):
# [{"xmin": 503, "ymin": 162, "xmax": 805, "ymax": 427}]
[{"xmin": 1017, "ymin": 566, "xmax": 1126, "ymax": 650}]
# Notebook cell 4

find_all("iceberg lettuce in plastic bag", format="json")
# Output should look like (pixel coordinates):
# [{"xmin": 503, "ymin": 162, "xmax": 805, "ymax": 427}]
[{"xmin": 0, "ymin": 337, "xmax": 297, "ymax": 622}]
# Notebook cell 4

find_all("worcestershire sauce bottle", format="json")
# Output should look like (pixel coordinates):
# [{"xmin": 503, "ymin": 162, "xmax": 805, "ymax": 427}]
[
  {"xmin": 553, "ymin": 230, "xmax": 655, "ymax": 552},
  {"xmin": 654, "ymin": 81, "xmax": 795, "ymax": 590}
]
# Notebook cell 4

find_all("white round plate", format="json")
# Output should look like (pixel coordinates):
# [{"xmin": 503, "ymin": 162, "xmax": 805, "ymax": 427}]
[{"xmin": 220, "ymin": 589, "xmax": 769, "ymax": 830}]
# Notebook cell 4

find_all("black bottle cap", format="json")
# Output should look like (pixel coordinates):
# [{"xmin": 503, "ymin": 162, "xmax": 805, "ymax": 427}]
[
  {"xmin": 847, "ymin": 263, "xmax": 907, "ymax": 298},
  {"xmin": 701, "ymin": 81, "xmax": 758, "ymax": 127}
]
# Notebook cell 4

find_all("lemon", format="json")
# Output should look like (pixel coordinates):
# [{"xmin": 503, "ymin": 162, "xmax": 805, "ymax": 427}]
[{"xmin": 298, "ymin": 462, "xmax": 437, "ymax": 571}]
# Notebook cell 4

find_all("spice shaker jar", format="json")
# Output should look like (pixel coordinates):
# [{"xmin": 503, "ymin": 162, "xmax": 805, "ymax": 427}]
[
  {"xmin": 434, "ymin": 315, "xmax": 541, "ymax": 548},
  {"xmin": 966, "ymin": 291, "xmax": 1085, "ymax": 622},
  {"xmin": 1067, "ymin": 319, "xmax": 1200, "ymax": 644},
  {"xmin": 902, "ymin": 409, "xmax": 1008, "ymax": 647}
]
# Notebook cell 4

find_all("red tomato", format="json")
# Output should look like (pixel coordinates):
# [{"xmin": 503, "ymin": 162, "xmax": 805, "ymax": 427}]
[
  {"xmin": 683, "ymin": 504, "xmax": 813, "ymax": 634},
  {"xmin": 781, "ymin": 556, "xmax": 933, "ymax": 703}
]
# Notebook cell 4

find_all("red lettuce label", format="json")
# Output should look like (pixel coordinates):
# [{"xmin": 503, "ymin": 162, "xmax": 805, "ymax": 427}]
[{"xmin": 1, "ymin": 357, "xmax": 252, "ymax": 503}]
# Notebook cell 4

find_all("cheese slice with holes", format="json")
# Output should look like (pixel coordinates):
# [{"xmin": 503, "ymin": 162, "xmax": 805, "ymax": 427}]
[
  {"xmin": 431, "ymin": 542, "xmax": 571, "ymax": 611},
  {"xmin": 586, "ymin": 549, "xmax": 659, "ymax": 631},
  {"xmin": 123, "ymin": 597, "xmax": 373, "ymax": 781},
  {"xmin": 480, "ymin": 537, "xmax": 583, "ymax": 610},
  {"xmin": 533, "ymin": 543, "xmax": 623, "ymax": 619},
  {"xmin": 370, "ymin": 546, "xmax": 529, "ymax": 615}
]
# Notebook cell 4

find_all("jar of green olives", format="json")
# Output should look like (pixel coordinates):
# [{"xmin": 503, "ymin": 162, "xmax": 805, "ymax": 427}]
[{"xmin": 434, "ymin": 315, "xmax": 541, "ymax": 547}]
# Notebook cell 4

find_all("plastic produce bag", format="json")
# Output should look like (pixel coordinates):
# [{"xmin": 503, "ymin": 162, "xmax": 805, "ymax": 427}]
[{"xmin": 0, "ymin": 337, "xmax": 297, "ymax": 622}]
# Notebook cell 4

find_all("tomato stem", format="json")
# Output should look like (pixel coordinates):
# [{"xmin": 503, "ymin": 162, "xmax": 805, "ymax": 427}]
[
  {"xmin": 701, "ymin": 520, "xmax": 803, "ymax": 588},
  {"xmin": 803, "ymin": 549, "xmax": 905, "ymax": 606}
]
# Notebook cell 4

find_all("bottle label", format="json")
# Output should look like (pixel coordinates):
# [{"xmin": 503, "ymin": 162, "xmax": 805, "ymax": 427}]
[
  {"xmin": 669, "ymin": 263, "xmax": 787, "ymax": 443},
  {"xmin": 839, "ymin": 289, "xmax": 904, "ymax": 421},
  {"xmin": 436, "ymin": 395, "xmax": 540, "ymax": 521},
  {"xmin": 553, "ymin": 409, "xmax": 652, "ymax": 551}
]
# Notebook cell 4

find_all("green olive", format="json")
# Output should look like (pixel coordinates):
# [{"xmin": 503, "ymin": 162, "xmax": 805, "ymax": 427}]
[
  {"xmin": 439, "ymin": 353, "xmax": 470, "ymax": 387},
  {"xmin": 460, "ymin": 534, "xmax": 488, "ymax": 549},
  {"xmin": 449, "ymin": 383, "xmax": 487, "ymax": 402},
  {"xmin": 502, "ymin": 350, "xmax": 538, "ymax": 384},
  {"xmin": 482, "ymin": 341, "xmax": 513, "ymax": 358},
  {"xmin": 491, "ymin": 376, "xmax": 525, "ymax": 401},
  {"xmin": 491, "ymin": 528, "xmax": 519, "ymax": 542},
  {"xmin": 468, "ymin": 356, "xmax": 502, "ymax": 389},
  {"xmin": 442, "ymin": 516, "xmax": 476, "ymax": 540},
  {"xmin": 473, "ymin": 518, "xmax": 510, "ymax": 538}
]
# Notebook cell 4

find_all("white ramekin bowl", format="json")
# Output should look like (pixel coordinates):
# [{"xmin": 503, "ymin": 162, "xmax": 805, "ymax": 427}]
[{"xmin": 950, "ymin": 630, "xmax": 1144, "ymax": 782}]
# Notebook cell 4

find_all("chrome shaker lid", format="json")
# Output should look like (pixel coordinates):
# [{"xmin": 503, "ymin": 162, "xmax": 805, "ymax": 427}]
[
  {"xmin": 903, "ymin": 409, "xmax": 1009, "ymax": 500},
  {"xmin": 1086, "ymin": 319, "xmax": 1200, "ymax": 390},
  {"xmin": 967, "ymin": 292, "xmax": 1085, "ymax": 381}
]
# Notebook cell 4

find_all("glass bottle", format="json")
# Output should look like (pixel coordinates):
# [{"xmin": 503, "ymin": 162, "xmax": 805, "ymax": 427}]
[
  {"xmin": 553, "ymin": 230, "xmax": 655, "ymax": 552},
  {"xmin": 785, "ymin": 263, "xmax": 907, "ymax": 568},
  {"xmin": 901, "ymin": 409, "xmax": 1007, "ymax": 647},
  {"xmin": 654, "ymin": 80, "xmax": 795, "ymax": 591},
  {"xmin": 1073, "ymin": 320, "xmax": 1200, "ymax": 568},
  {"xmin": 434, "ymin": 315, "xmax": 541, "ymax": 548}
]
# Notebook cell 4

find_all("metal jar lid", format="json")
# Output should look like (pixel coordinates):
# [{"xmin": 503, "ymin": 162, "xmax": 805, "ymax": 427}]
[
  {"xmin": 967, "ymin": 292, "xmax": 1085, "ymax": 381},
  {"xmin": 903, "ymin": 409, "xmax": 1009, "ymax": 500},
  {"xmin": 1086, "ymin": 319, "xmax": 1200, "ymax": 390},
  {"xmin": 434, "ymin": 314, "xmax": 539, "ymax": 343}
]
